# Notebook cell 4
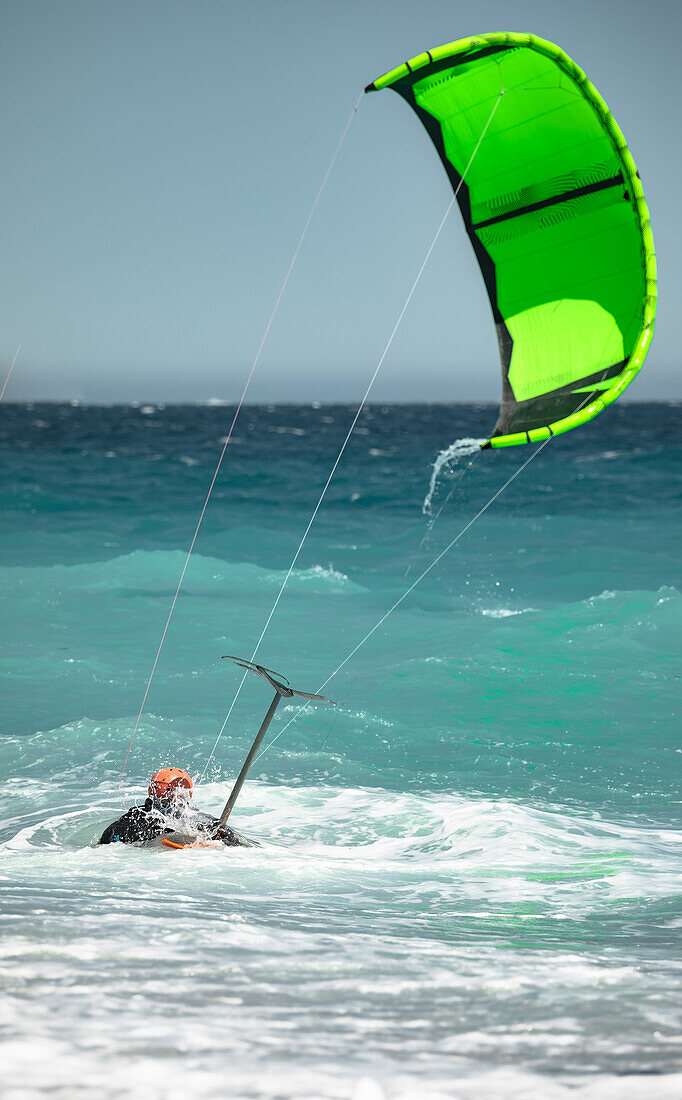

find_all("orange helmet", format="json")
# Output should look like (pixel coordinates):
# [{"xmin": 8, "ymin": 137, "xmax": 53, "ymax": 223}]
[{"xmin": 149, "ymin": 767, "xmax": 193, "ymax": 800}]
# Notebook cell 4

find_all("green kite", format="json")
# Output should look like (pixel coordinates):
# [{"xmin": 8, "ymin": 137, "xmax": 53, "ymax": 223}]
[{"xmin": 366, "ymin": 33, "xmax": 656, "ymax": 447}]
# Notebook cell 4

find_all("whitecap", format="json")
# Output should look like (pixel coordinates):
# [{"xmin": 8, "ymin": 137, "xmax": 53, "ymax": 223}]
[{"xmin": 480, "ymin": 607, "xmax": 536, "ymax": 618}]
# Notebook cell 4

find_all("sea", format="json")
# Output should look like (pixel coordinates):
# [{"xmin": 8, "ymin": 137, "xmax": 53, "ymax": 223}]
[{"xmin": 1, "ymin": 400, "xmax": 680, "ymax": 1099}]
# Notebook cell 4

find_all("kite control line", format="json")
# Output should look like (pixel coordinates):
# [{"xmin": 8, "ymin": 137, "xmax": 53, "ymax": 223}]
[
  {"xmin": 256, "ymin": 435, "xmax": 554, "ymax": 763},
  {"xmin": 199, "ymin": 90, "xmax": 504, "ymax": 782},
  {"xmin": 117, "ymin": 94, "xmax": 361, "ymax": 788},
  {"xmin": 0, "ymin": 346, "xmax": 21, "ymax": 404}
]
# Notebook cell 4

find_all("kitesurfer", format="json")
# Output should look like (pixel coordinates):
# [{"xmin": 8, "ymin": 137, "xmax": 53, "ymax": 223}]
[{"xmin": 98, "ymin": 766, "xmax": 248, "ymax": 847}]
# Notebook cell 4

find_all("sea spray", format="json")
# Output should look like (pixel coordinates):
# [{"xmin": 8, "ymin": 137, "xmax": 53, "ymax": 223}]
[{"xmin": 422, "ymin": 436, "xmax": 485, "ymax": 515}]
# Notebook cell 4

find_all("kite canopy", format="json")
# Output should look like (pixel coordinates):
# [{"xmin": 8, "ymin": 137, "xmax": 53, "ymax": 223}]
[{"xmin": 366, "ymin": 33, "xmax": 656, "ymax": 447}]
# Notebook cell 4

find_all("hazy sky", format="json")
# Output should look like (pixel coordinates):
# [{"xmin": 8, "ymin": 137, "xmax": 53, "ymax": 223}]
[{"xmin": 0, "ymin": 0, "xmax": 679, "ymax": 402}]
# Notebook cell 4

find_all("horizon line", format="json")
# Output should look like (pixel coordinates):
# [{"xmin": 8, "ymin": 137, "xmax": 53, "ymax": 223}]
[{"xmin": 3, "ymin": 397, "xmax": 680, "ymax": 409}]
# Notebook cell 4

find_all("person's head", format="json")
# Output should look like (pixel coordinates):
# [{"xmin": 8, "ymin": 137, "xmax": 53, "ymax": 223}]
[{"xmin": 148, "ymin": 767, "xmax": 193, "ymax": 804}]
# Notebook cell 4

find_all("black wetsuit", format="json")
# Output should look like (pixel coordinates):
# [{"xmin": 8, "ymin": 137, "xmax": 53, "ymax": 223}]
[{"xmin": 98, "ymin": 797, "xmax": 247, "ymax": 846}]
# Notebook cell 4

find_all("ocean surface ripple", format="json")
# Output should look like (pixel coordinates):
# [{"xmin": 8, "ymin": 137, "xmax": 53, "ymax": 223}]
[{"xmin": 1, "ymin": 402, "xmax": 680, "ymax": 1099}]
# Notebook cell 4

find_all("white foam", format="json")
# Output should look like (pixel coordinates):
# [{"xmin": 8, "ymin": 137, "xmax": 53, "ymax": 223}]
[
  {"xmin": 4, "ymin": 785, "xmax": 681, "ymax": 1096},
  {"xmin": 479, "ymin": 607, "xmax": 536, "ymax": 618}
]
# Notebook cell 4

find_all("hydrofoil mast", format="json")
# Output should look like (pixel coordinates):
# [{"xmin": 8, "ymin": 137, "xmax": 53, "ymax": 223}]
[{"xmin": 216, "ymin": 657, "xmax": 334, "ymax": 830}]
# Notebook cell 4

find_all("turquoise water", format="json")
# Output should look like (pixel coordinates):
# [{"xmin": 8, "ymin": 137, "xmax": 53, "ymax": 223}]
[{"xmin": 1, "ymin": 401, "xmax": 681, "ymax": 1099}]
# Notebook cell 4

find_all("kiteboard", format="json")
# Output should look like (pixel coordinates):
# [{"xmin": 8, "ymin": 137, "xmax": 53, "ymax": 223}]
[{"xmin": 157, "ymin": 825, "xmax": 256, "ymax": 850}]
